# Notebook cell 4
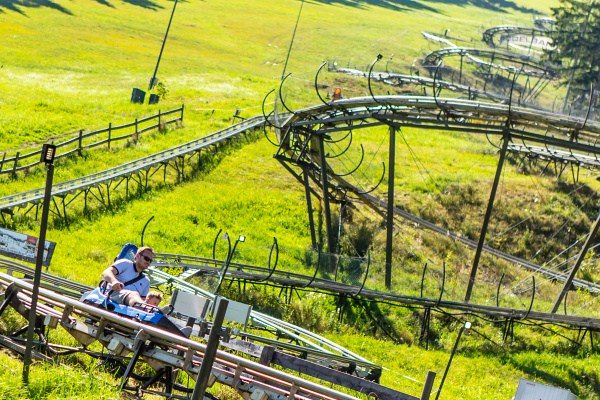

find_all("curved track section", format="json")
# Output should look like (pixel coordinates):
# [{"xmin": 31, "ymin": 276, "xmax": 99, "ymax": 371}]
[
  {"xmin": 274, "ymin": 95, "xmax": 600, "ymax": 295},
  {"xmin": 330, "ymin": 65, "xmax": 512, "ymax": 104},
  {"xmin": 422, "ymin": 47, "xmax": 554, "ymax": 78},
  {"xmin": 277, "ymin": 95, "xmax": 600, "ymax": 159},
  {"xmin": 482, "ymin": 26, "xmax": 551, "ymax": 52}
]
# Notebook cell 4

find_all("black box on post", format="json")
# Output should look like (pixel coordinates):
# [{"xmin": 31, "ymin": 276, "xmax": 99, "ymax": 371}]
[{"xmin": 131, "ymin": 88, "xmax": 146, "ymax": 104}]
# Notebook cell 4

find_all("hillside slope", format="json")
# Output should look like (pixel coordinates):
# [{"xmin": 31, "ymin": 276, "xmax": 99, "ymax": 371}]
[{"xmin": 2, "ymin": 1, "xmax": 599, "ymax": 399}]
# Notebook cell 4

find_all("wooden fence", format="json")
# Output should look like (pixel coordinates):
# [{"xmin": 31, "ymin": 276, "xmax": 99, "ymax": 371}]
[{"xmin": 0, "ymin": 105, "xmax": 184, "ymax": 177}]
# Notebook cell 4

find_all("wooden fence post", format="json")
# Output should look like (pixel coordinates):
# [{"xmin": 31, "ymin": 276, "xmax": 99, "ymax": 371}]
[
  {"xmin": 12, "ymin": 152, "xmax": 20, "ymax": 177},
  {"xmin": 0, "ymin": 152, "xmax": 5, "ymax": 174},
  {"xmin": 108, "ymin": 122, "xmax": 112, "ymax": 150},
  {"xmin": 78, "ymin": 129, "xmax": 83, "ymax": 156}
]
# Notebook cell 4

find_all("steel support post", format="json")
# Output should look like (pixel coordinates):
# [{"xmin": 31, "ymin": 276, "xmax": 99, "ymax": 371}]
[
  {"xmin": 303, "ymin": 166, "xmax": 318, "ymax": 249},
  {"xmin": 464, "ymin": 132, "xmax": 509, "ymax": 303},
  {"xmin": 192, "ymin": 299, "xmax": 229, "ymax": 400},
  {"xmin": 318, "ymin": 136, "xmax": 335, "ymax": 265},
  {"xmin": 421, "ymin": 371, "xmax": 436, "ymax": 400},
  {"xmin": 385, "ymin": 125, "xmax": 396, "ymax": 289},
  {"xmin": 551, "ymin": 209, "xmax": 600, "ymax": 313},
  {"xmin": 23, "ymin": 150, "xmax": 54, "ymax": 384}
]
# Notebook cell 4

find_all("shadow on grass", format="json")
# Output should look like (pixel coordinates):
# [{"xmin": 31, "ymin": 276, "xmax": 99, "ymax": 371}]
[
  {"xmin": 0, "ymin": 0, "xmax": 73, "ymax": 15},
  {"xmin": 309, "ymin": 0, "xmax": 543, "ymax": 15},
  {"xmin": 0, "ymin": 0, "xmax": 165, "ymax": 15}
]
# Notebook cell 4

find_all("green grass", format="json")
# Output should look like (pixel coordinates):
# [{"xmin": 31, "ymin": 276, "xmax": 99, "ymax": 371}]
[{"xmin": 1, "ymin": 0, "xmax": 599, "ymax": 399}]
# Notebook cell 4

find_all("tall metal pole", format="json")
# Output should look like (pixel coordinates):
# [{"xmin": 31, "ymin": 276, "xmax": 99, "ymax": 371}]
[
  {"xmin": 464, "ymin": 132, "xmax": 509, "ymax": 303},
  {"xmin": 385, "ymin": 126, "xmax": 396, "ymax": 289},
  {"xmin": 23, "ymin": 145, "xmax": 56, "ymax": 384},
  {"xmin": 149, "ymin": 0, "xmax": 178, "ymax": 91}
]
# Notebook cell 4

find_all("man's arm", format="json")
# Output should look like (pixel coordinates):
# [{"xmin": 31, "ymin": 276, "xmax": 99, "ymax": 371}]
[{"xmin": 101, "ymin": 266, "xmax": 124, "ymax": 291}]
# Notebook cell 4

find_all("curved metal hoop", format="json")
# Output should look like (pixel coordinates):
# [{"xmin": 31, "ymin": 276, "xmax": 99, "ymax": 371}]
[
  {"xmin": 507, "ymin": 66, "xmax": 524, "ymax": 118},
  {"xmin": 325, "ymin": 132, "xmax": 354, "ymax": 159},
  {"xmin": 262, "ymin": 89, "xmax": 282, "ymax": 131},
  {"xmin": 353, "ymin": 162, "xmax": 386, "ymax": 195},
  {"xmin": 435, "ymin": 261, "xmax": 446, "ymax": 306},
  {"xmin": 212, "ymin": 228, "xmax": 223, "ymax": 261},
  {"xmin": 278, "ymin": 73, "xmax": 297, "ymax": 115},
  {"xmin": 325, "ymin": 129, "xmax": 352, "ymax": 144},
  {"xmin": 302, "ymin": 245, "xmax": 321, "ymax": 288},
  {"xmin": 333, "ymin": 143, "xmax": 366, "ymax": 177},
  {"xmin": 485, "ymin": 133, "xmax": 502, "ymax": 150},
  {"xmin": 524, "ymin": 275, "xmax": 536, "ymax": 320},
  {"xmin": 367, "ymin": 54, "xmax": 384, "ymax": 106},
  {"xmin": 141, "ymin": 215, "xmax": 155, "ymax": 246},
  {"xmin": 314, "ymin": 61, "xmax": 331, "ymax": 106},
  {"xmin": 255, "ymin": 237, "xmax": 279, "ymax": 283},
  {"xmin": 261, "ymin": 110, "xmax": 280, "ymax": 147},
  {"xmin": 496, "ymin": 273, "xmax": 505, "ymax": 308},
  {"xmin": 420, "ymin": 262, "xmax": 428, "ymax": 298},
  {"xmin": 353, "ymin": 251, "xmax": 371, "ymax": 297}
]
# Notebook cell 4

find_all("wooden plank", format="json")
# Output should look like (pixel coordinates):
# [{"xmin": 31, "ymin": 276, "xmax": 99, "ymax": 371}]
[{"xmin": 271, "ymin": 351, "xmax": 418, "ymax": 400}]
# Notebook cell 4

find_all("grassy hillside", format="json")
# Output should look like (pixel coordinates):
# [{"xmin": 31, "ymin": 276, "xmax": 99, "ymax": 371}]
[{"xmin": 2, "ymin": 0, "xmax": 599, "ymax": 399}]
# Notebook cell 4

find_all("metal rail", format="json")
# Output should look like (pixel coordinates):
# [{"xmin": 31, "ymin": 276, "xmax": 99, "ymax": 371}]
[
  {"xmin": 482, "ymin": 26, "xmax": 550, "ymax": 50},
  {"xmin": 330, "ymin": 65, "xmax": 514, "ymax": 104},
  {"xmin": 148, "ymin": 255, "xmax": 600, "ymax": 332},
  {"xmin": 0, "ymin": 116, "xmax": 266, "ymax": 214},
  {"xmin": 273, "ymin": 94, "xmax": 600, "ymax": 302},
  {"xmin": 146, "ymin": 264, "xmax": 377, "ymax": 369},
  {"xmin": 0, "ymin": 271, "xmax": 377, "ymax": 400},
  {"xmin": 0, "ymin": 257, "xmax": 380, "ymax": 373}
]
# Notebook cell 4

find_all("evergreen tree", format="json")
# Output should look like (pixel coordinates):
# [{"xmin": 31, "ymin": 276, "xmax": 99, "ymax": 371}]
[{"xmin": 546, "ymin": 0, "xmax": 600, "ymax": 90}]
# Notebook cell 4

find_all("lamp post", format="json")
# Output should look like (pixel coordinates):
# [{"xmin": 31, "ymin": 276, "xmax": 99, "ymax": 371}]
[
  {"xmin": 435, "ymin": 321, "xmax": 471, "ymax": 400},
  {"xmin": 148, "ymin": 0, "xmax": 178, "ymax": 91},
  {"xmin": 22, "ymin": 143, "xmax": 56, "ymax": 384},
  {"xmin": 214, "ymin": 234, "xmax": 245, "ymax": 295}
]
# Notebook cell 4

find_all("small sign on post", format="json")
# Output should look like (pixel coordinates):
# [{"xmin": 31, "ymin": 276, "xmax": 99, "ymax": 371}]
[{"xmin": 0, "ymin": 227, "xmax": 56, "ymax": 267}]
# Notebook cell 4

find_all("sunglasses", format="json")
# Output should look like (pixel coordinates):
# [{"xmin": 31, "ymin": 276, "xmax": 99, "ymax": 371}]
[{"xmin": 141, "ymin": 254, "xmax": 153, "ymax": 263}]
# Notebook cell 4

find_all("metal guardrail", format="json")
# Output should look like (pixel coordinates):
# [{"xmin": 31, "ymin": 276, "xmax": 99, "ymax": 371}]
[
  {"xmin": 0, "ymin": 106, "xmax": 184, "ymax": 177},
  {"xmin": 149, "ymin": 254, "xmax": 600, "ymax": 331},
  {"xmin": 147, "ymin": 263, "xmax": 378, "ymax": 369},
  {"xmin": 0, "ymin": 271, "xmax": 364, "ymax": 400}
]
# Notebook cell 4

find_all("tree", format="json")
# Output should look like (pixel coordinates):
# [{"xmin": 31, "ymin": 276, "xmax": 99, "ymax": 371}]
[{"xmin": 545, "ymin": 0, "xmax": 600, "ymax": 110}]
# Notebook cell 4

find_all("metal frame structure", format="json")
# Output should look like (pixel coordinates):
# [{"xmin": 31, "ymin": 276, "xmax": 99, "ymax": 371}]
[{"xmin": 272, "ymin": 91, "xmax": 600, "ymax": 302}]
